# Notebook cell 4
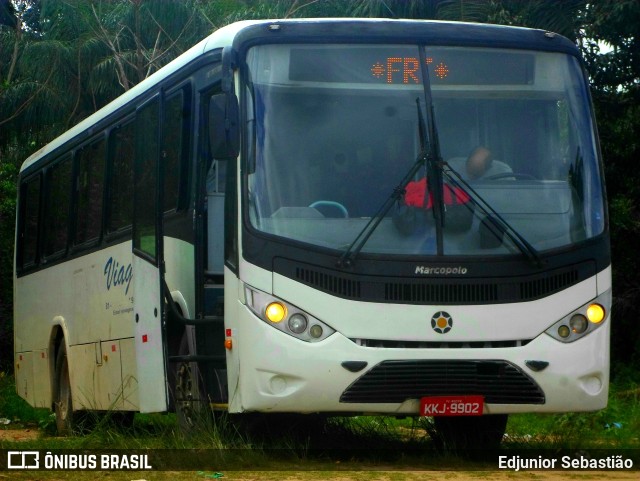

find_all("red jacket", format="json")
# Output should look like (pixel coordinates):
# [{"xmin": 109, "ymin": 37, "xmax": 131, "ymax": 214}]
[{"xmin": 404, "ymin": 178, "xmax": 471, "ymax": 209}]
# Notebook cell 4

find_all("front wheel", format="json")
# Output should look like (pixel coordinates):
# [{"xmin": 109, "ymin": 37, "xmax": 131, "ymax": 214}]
[
  {"xmin": 172, "ymin": 331, "xmax": 211, "ymax": 433},
  {"xmin": 430, "ymin": 414, "xmax": 508, "ymax": 452}
]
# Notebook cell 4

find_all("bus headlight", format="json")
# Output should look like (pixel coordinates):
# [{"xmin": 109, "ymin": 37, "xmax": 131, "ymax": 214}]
[
  {"xmin": 288, "ymin": 314, "xmax": 308, "ymax": 334},
  {"xmin": 586, "ymin": 304, "xmax": 605, "ymax": 324},
  {"xmin": 266, "ymin": 302, "xmax": 287, "ymax": 323},
  {"xmin": 558, "ymin": 325, "xmax": 571, "ymax": 338},
  {"xmin": 244, "ymin": 286, "xmax": 335, "ymax": 342},
  {"xmin": 309, "ymin": 325, "xmax": 324, "ymax": 339},
  {"xmin": 569, "ymin": 314, "xmax": 588, "ymax": 334},
  {"xmin": 545, "ymin": 290, "xmax": 610, "ymax": 343}
]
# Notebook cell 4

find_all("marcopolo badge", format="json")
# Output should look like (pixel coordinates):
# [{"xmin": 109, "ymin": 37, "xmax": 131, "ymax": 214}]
[{"xmin": 431, "ymin": 311, "xmax": 453, "ymax": 334}]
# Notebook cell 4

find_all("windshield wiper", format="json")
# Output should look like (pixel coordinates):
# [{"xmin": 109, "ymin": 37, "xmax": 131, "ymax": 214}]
[
  {"xmin": 413, "ymin": 44, "xmax": 541, "ymax": 267},
  {"xmin": 337, "ymin": 99, "xmax": 429, "ymax": 269},
  {"xmin": 338, "ymin": 45, "xmax": 541, "ymax": 269},
  {"xmin": 338, "ymin": 46, "xmax": 442, "ymax": 268},
  {"xmin": 441, "ymin": 164, "xmax": 543, "ymax": 267}
]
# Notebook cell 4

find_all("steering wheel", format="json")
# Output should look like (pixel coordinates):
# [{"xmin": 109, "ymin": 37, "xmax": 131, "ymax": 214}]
[
  {"xmin": 483, "ymin": 172, "xmax": 537, "ymax": 181},
  {"xmin": 309, "ymin": 200, "xmax": 349, "ymax": 218}
]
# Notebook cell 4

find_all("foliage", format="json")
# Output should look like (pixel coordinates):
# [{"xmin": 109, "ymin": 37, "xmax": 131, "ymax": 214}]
[
  {"xmin": 506, "ymin": 379, "xmax": 640, "ymax": 449},
  {"xmin": 0, "ymin": 0, "xmax": 638, "ymax": 372},
  {"xmin": 0, "ymin": 371, "xmax": 52, "ymax": 426},
  {"xmin": 1, "ymin": 370, "xmax": 638, "ymax": 463},
  {"xmin": 581, "ymin": 0, "xmax": 640, "ymax": 367}
]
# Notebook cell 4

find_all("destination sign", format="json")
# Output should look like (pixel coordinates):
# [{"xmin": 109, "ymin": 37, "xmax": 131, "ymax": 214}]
[{"xmin": 288, "ymin": 47, "xmax": 534, "ymax": 85}]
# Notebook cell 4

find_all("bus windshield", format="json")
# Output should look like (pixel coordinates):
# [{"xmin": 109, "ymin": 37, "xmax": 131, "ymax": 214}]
[{"xmin": 246, "ymin": 44, "xmax": 605, "ymax": 257}]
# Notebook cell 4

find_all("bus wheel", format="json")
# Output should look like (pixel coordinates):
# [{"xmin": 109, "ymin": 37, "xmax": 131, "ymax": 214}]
[
  {"xmin": 430, "ymin": 414, "xmax": 508, "ymax": 452},
  {"xmin": 174, "ymin": 332, "xmax": 210, "ymax": 432},
  {"xmin": 54, "ymin": 343, "xmax": 75, "ymax": 435}
]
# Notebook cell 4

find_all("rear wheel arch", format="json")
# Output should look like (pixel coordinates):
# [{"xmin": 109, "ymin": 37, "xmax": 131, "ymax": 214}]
[{"xmin": 48, "ymin": 324, "xmax": 66, "ymax": 411}]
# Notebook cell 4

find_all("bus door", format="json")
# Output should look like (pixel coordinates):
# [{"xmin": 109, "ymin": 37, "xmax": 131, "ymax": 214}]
[{"xmin": 132, "ymin": 94, "xmax": 168, "ymax": 412}]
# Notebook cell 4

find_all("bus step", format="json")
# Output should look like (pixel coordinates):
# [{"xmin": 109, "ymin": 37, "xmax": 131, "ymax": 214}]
[
  {"xmin": 204, "ymin": 271, "xmax": 224, "ymax": 285},
  {"xmin": 168, "ymin": 354, "xmax": 226, "ymax": 363}
]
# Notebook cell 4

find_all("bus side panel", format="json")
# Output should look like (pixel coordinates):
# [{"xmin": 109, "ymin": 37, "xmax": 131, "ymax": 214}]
[
  {"xmin": 163, "ymin": 237, "xmax": 195, "ymax": 318},
  {"xmin": 120, "ymin": 337, "xmax": 139, "ymax": 410},
  {"xmin": 68, "ymin": 343, "xmax": 97, "ymax": 410},
  {"xmin": 69, "ymin": 339, "xmax": 140, "ymax": 412},
  {"xmin": 14, "ymin": 242, "xmax": 138, "ymax": 411},
  {"xmin": 98, "ymin": 340, "xmax": 124, "ymax": 410},
  {"xmin": 32, "ymin": 349, "xmax": 51, "ymax": 408},
  {"xmin": 14, "ymin": 351, "xmax": 34, "ymax": 406},
  {"xmin": 132, "ymin": 258, "xmax": 167, "ymax": 413},
  {"xmin": 224, "ymin": 267, "xmax": 242, "ymax": 412}
]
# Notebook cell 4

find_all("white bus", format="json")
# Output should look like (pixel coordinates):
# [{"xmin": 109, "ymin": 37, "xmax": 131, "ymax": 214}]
[{"xmin": 14, "ymin": 19, "xmax": 610, "ymax": 448}]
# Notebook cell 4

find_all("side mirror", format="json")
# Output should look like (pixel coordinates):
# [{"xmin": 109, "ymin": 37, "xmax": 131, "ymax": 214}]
[{"xmin": 209, "ymin": 92, "xmax": 239, "ymax": 160}]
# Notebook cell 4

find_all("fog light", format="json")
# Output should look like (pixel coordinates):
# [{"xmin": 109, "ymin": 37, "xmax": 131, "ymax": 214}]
[
  {"xmin": 309, "ymin": 325, "xmax": 323, "ymax": 338},
  {"xmin": 586, "ymin": 303, "xmax": 605, "ymax": 324},
  {"xmin": 266, "ymin": 302, "xmax": 287, "ymax": 323},
  {"xmin": 570, "ymin": 314, "xmax": 588, "ymax": 334},
  {"xmin": 558, "ymin": 325, "xmax": 570, "ymax": 338},
  {"xmin": 288, "ymin": 313, "xmax": 308, "ymax": 334}
]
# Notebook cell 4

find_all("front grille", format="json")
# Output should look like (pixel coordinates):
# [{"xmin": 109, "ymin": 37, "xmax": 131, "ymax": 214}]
[
  {"xmin": 520, "ymin": 269, "xmax": 579, "ymax": 300},
  {"xmin": 352, "ymin": 339, "xmax": 532, "ymax": 349},
  {"xmin": 275, "ymin": 258, "xmax": 593, "ymax": 305},
  {"xmin": 385, "ymin": 281, "xmax": 498, "ymax": 303},
  {"xmin": 340, "ymin": 360, "xmax": 545, "ymax": 405},
  {"xmin": 295, "ymin": 266, "xmax": 362, "ymax": 298}
]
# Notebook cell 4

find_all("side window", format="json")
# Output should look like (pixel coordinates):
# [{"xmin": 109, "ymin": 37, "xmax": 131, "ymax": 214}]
[
  {"xmin": 162, "ymin": 88, "xmax": 190, "ymax": 212},
  {"xmin": 43, "ymin": 155, "xmax": 73, "ymax": 258},
  {"xmin": 20, "ymin": 175, "xmax": 41, "ymax": 268},
  {"xmin": 133, "ymin": 96, "xmax": 160, "ymax": 260},
  {"xmin": 75, "ymin": 138, "xmax": 106, "ymax": 245},
  {"xmin": 108, "ymin": 120, "xmax": 135, "ymax": 233}
]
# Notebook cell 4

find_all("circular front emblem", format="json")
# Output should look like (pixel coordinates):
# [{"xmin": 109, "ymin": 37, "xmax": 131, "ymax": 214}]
[{"xmin": 431, "ymin": 311, "xmax": 453, "ymax": 334}]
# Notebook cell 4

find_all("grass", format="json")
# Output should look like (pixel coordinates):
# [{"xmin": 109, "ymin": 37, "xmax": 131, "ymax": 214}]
[
  {"xmin": 503, "ymin": 370, "xmax": 640, "ymax": 450},
  {"xmin": 1, "ymin": 369, "xmax": 639, "ymax": 471},
  {"xmin": 0, "ymin": 370, "xmax": 54, "ymax": 431}
]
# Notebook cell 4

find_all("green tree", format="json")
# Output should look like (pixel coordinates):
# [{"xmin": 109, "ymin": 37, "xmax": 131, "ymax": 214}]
[
  {"xmin": 0, "ymin": 0, "xmax": 217, "ymax": 369},
  {"xmin": 0, "ymin": 0, "xmax": 638, "ymax": 373},
  {"xmin": 582, "ymin": 0, "xmax": 640, "ymax": 368}
]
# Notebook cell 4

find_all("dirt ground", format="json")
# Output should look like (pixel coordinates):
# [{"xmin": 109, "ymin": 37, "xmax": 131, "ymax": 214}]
[
  {"xmin": 0, "ymin": 427, "xmax": 39, "ymax": 442},
  {"xmin": 0, "ymin": 470, "xmax": 639, "ymax": 481}
]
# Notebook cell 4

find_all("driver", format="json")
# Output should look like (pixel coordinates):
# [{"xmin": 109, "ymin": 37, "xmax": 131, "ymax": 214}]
[
  {"xmin": 465, "ymin": 146, "xmax": 493, "ymax": 180},
  {"xmin": 448, "ymin": 146, "xmax": 513, "ymax": 181}
]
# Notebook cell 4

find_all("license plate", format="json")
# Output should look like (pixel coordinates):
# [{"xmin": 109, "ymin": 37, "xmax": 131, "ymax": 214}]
[{"xmin": 420, "ymin": 395, "xmax": 484, "ymax": 416}]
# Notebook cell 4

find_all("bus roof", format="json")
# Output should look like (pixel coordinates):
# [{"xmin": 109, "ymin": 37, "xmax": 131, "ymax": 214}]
[{"xmin": 20, "ymin": 18, "xmax": 577, "ymax": 174}]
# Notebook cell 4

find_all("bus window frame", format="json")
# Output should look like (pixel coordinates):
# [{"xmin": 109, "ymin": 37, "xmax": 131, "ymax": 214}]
[
  {"xmin": 105, "ymin": 114, "xmax": 136, "ymax": 242},
  {"xmin": 162, "ymin": 81, "xmax": 193, "ymax": 215},
  {"xmin": 17, "ymin": 173, "xmax": 43, "ymax": 272},
  {"xmin": 132, "ymin": 94, "xmax": 161, "ymax": 265},
  {"xmin": 72, "ymin": 133, "xmax": 108, "ymax": 251},
  {"xmin": 42, "ymin": 154, "xmax": 74, "ymax": 263}
]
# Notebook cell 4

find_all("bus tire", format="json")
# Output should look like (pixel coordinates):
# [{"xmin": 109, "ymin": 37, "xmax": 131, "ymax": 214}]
[
  {"xmin": 54, "ymin": 343, "xmax": 75, "ymax": 435},
  {"xmin": 173, "ymin": 330, "xmax": 210, "ymax": 433},
  {"xmin": 431, "ymin": 414, "xmax": 508, "ymax": 453}
]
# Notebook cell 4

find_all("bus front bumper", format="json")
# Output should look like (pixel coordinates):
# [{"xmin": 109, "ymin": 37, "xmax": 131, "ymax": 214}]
[{"xmin": 229, "ymin": 305, "xmax": 609, "ymax": 415}]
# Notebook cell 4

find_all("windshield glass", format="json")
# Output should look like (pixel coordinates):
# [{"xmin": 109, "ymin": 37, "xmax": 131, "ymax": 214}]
[{"xmin": 246, "ymin": 44, "xmax": 605, "ymax": 257}]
